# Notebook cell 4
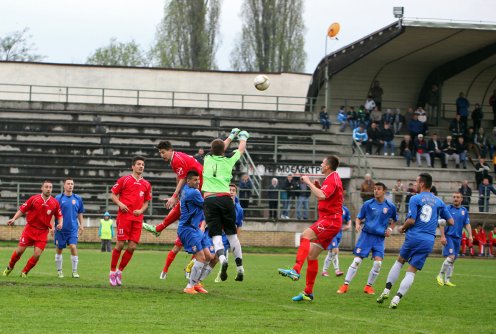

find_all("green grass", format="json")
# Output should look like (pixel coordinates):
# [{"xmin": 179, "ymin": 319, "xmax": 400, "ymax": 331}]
[{"xmin": 0, "ymin": 246, "xmax": 494, "ymax": 333}]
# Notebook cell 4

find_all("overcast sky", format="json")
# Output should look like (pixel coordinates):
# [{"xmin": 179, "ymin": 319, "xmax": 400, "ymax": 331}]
[{"xmin": 0, "ymin": 0, "xmax": 494, "ymax": 74}]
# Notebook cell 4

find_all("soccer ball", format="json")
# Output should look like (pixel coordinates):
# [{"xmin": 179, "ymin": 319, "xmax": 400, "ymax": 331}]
[{"xmin": 254, "ymin": 74, "xmax": 270, "ymax": 91}]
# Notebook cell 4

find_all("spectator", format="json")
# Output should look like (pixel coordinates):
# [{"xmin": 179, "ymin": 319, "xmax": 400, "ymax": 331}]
[
  {"xmin": 471, "ymin": 103, "xmax": 483, "ymax": 133},
  {"xmin": 357, "ymin": 105, "xmax": 370, "ymax": 128},
  {"xmin": 296, "ymin": 177, "xmax": 310, "ymax": 220},
  {"xmin": 408, "ymin": 113, "xmax": 425, "ymax": 139},
  {"xmin": 381, "ymin": 108, "xmax": 394, "ymax": 127},
  {"xmin": 392, "ymin": 179, "xmax": 405, "ymax": 213},
  {"xmin": 458, "ymin": 180, "xmax": 472, "ymax": 211},
  {"xmin": 414, "ymin": 134, "xmax": 431, "ymax": 167},
  {"xmin": 281, "ymin": 173, "xmax": 298, "ymax": 219},
  {"xmin": 405, "ymin": 182, "xmax": 416, "ymax": 213},
  {"xmin": 455, "ymin": 136, "xmax": 468, "ymax": 169},
  {"xmin": 430, "ymin": 183, "xmax": 438, "ymax": 196},
  {"xmin": 416, "ymin": 107, "xmax": 428, "ymax": 125},
  {"xmin": 486, "ymin": 127, "xmax": 496, "ymax": 160},
  {"xmin": 425, "ymin": 84, "xmax": 439, "ymax": 121},
  {"xmin": 456, "ymin": 92, "xmax": 470, "ymax": 124},
  {"xmin": 393, "ymin": 108, "xmax": 404, "ymax": 134},
  {"xmin": 369, "ymin": 80, "xmax": 384, "ymax": 110},
  {"xmin": 319, "ymin": 105, "xmax": 330, "ymax": 132},
  {"xmin": 449, "ymin": 114, "xmax": 467, "ymax": 140},
  {"xmin": 347, "ymin": 106, "xmax": 358, "ymax": 130},
  {"xmin": 443, "ymin": 135, "xmax": 460, "ymax": 168},
  {"xmin": 478, "ymin": 177, "xmax": 496, "ymax": 212},
  {"xmin": 238, "ymin": 174, "xmax": 253, "ymax": 211},
  {"xmin": 399, "ymin": 134, "xmax": 414, "ymax": 167},
  {"xmin": 489, "ymin": 89, "xmax": 496, "ymax": 126},
  {"xmin": 369, "ymin": 107, "xmax": 382, "ymax": 124},
  {"xmin": 472, "ymin": 223, "xmax": 487, "ymax": 256},
  {"xmin": 193, "ymin": 148, "xmax": 205, "ymax": 165},
  {"xmin": 359, "ymin": 173, "xmax": 375, "ymax": 203},
  {"xmin": 428, "ymin": 133, "xmax": 446, "ymax": 168},
  {"xmin": 352, "ymin": 123, "xmax": 368, "ymax": 154},
  {"xmin": 474, "ymin": 127, "xmax": 488, "ymax": 159},
  {"xmin": 366, "ymin": 122, "xmax": 382, "ymax": 155},
  {"xmin": 489, "ymin": 225, "xmax": 496, "ymax": 257},
  {"xmin": 465, "ymin": 127, "xmax": 480, "ymax": 161},
  {"xmin": 474, "ymin": 158, "xmax": 492, "ymax": 189},
  {"xmin": 382, "ymin": 122, "xmax": 395, "ymax": 156},
  {"xmin": 267, "ymin": 178, "xmax": 279, "ymax": 221},
  {"xmin": 99, "ymin": 211, "xmax": 114, "ymax": 252},
  {"xmin": 364, "ymin": 95, "xmax": 376, "ymax": 113},
  {"xmin": 337, "ymin": 106, "xmax": 348, "ymax": 132}
]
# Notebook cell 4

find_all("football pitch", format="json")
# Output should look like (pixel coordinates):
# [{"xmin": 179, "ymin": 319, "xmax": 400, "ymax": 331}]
[{"xmin": 0, "ymin": 246, "xmax": 494, "ymax": 334}]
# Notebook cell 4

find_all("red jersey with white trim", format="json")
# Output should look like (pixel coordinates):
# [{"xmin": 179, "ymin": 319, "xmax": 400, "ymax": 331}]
[
  {"xmin": 170, "ymin": 151, "xmax": 203, "ymax": 180},
  {"xmin": 318, "ymin": 171, "xmax": 343, "ymax": 217},
  {"xmin": 112, "ymin": 174, "xmax": 152, "ymax": 222},
  {"xmin": 19, "ymin": 194, "xmax": 62, "ymax": 230}
]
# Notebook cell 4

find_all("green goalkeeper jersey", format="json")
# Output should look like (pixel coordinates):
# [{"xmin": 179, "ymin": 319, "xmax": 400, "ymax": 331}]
[{"xmin": 202, "ymin": 150, "xmax": 241, "ymax": 193}]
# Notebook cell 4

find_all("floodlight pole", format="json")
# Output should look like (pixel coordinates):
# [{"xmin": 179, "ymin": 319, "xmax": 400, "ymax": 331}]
[{"xmin": 325, "ymin": 35, "xmax": 329, "ymax": 110}]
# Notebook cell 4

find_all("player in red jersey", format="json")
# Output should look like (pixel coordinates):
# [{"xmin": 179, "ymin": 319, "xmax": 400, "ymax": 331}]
[
  {"xmin": 109, "ymin": 156, "xmax": 152, "ymax": 286},
  {"xmin": 489, "ymin": 225, "xmax": 496, "ymax": 256},
  {"xmin": 472, "ymin": 223, "xmax": 487, "ymax": 256},
  {"xmin": 2, "ymin": 180, "xmax": 63, "ymax": 277},
  {"xmin": 278, "ymin": 155, "xmax": 343, "ymax": 301}
]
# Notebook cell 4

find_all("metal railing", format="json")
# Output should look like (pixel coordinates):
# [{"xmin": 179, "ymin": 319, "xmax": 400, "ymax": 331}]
[
  {"xmin": 0, "ymin": 82, "xmax": 316, "ymax": 113},
  {"xmin": 239, "ymin": 150, "xmax": 263, "ymax": 201},
  {"xmin": 351, "ymin": 137, "xmax": 375, "ymax": 178}
]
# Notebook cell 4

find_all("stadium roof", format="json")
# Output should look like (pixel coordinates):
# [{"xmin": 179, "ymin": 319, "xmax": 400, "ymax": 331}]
[{"xmin": 307, "ymin": 19, "xmax": 496, "ymax": 113}]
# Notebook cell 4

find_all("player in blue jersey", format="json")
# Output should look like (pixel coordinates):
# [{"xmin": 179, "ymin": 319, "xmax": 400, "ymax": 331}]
[
  {"xmin": 436, "ymin": 192, "xmax": 473, "ymax": 287},
  {"xmin": 377, "ymin": 173, "xmax": 454, "ymax": 309},
  {"xmin": 337, "ymin": 182, "xmax": 397, "ymax": 294},
  {"xmin": 321, "ymin": 202, "xmax": 352, "ymax": 277},
  {"xmin": 54, "ymin": 178, "xmax": 85, "ymax": 278},
  {"xmin": 178, "ymin": 170, "xmax": 215, "ymax": 294}
]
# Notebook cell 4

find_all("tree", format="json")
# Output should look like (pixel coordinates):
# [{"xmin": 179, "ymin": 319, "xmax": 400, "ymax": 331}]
[
  {"xmin": 0, "ymin": 28, "xmax": 44, "ymax": 61},
  {"xmin": 86, "ymin": 38, "xmax": 148, "ymax": 67},
  {"xmin": 230, "ymin": 0, "xmax": 306, "ymax": 72},
  {"xmin": 151, "ymin": 0, "xmax": 221, "ymax": 70}
]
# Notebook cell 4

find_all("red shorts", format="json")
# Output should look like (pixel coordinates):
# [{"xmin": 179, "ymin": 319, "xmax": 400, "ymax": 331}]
[
  {"xmin": 19, "ymin": 225, "xmax": 49, "ymax": 250},
  {"xmin": 309, "ymin": 215, "xmax": 342, "ymax": 250},
  {"xmin": 174, "ymin": 236, "xmax": 183, "ymax": 248},
  {"xmin": 116, "ymin": 219, "xmax": 142, "ymax": 243}
]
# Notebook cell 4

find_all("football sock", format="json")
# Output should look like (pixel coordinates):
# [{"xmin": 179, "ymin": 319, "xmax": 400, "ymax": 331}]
[
  {"xmin": 55, "ymin": 254, "xmax": 63, "ymax": 271},
  {"xmin": 110, "ymin": 248, "xmax": 122, "ymax": 271},
  {"xmin": 163, "ymin": 250, "xmax": 178, "ymax": 272},
  {"xmin": 156, "ymin": 203, "xmax": 180, "ymax": 232},
  {"xmin": 235, "ymin": 257, "xmax": 244, "ymax": 273},
  {"xmin": 446, "ymin": 259, "xmax": 454, "ymax": 281},
  {"xmin": 189, "ymin": 261, "xmax": 205, "ymax": 287},
  {"xmin": 22, "ymin": 256, "xmax": 39, "ymax": 274},
  {"xmin": 440, "ymin": 258, "xmax": 450, "ymax": 279},
  {"xmin": 8, "ymin": 250, "xmax": 21, "ymax": 269},
  {"xmin": 344, "ymin": 257, "xmax": 362, "ymax": 284},
  {"xmin": 212, "ymin": 235, "xmax": 226, "ymax": 264},
  {"xmin": 226, "ymin": 234, "xmax": 243, "ymax": 271},
  {"xmin": 118, "ymin": 249, "xmax": 134, "ymax": 271},
  {"xmin": 366, "ymin": 260, "xmax": 382, "ymax": 286},
  {"xmin": 199, "ymin": 262, "xmax": 213, "ymax": 282},
  {"xmin": 304, "ymin": 259, "xmax": 318, "ymax": 295},
  {"xmin": 322, "ymin": 251, "xmax": 333, "ymax": 272},
  {"xmin": 294, "ymin": 238, "xmax": 310, "ymax": 274},
  {"xmin": 71, "ymin": 255, "xmax": 78, "ymax": 272},
  {"xmin": 332, "ymin": 252, "xmax": 340, "ymax": 271},
  {"xmin": 397, "ymin": 271, "xmax": 415, "ymax": 296},
  {"xmin": 385, "ymin": 260, "xmax": 403, "ymax": 289}
]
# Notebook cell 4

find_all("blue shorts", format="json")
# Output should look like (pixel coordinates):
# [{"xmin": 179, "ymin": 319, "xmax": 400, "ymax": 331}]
[
  {"xmin": 54, "ymin": 231, "xmax": 78, "ymax": 249},
  {"xmin": 327, "ymin": 234, "xmax": 342, "ymax": 250},
  {"xmin": 353, "ymin": 232, "xmax": 385, "ymax": 259},
  {"xmin": 222, "ymin": 234, "xmax": 230, "ymax": 250},
  {"xmin": 443, "ymin": 236, "xmax": 461, "ymax": 258},
  {"xmin": 178, "ymin": 228, "xmax": 213, "ymax": 255},
  {"xmin": 399, "ymin": 237, "xmax": 434, "ymax": 270}
]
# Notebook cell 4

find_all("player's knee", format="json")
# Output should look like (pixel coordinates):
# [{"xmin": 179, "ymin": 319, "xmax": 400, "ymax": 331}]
[
  {"xmin": 351, "ymin": 257, "xmax": 362, "ymax": 269},
  {"xmin": 373, "ymin": 260, "xmax": 382, "ymax": 273}
]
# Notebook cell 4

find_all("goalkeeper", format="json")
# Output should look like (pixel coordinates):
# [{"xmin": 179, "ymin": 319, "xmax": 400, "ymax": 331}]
[{"xmin": 202, "ymin": 128, "xmax": 249, "ymax": 282}]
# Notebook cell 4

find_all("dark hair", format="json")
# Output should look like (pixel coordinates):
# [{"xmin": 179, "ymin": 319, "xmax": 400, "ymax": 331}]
[
  {"xmin": 63, "ymin": 177, "xmax": 74, "ymax": 183},
  {"xmin": 211, "ymin": 139, "xmax": 225, "ymax": 156},
  {"xmin": 418, "ymin": 173, "xmax": 432, "ymax": 189},
  {"xmin": 321, "ymin": 105, "xmax": 326, "ymax": 111},
  {"xmin": 186, "ymin": 170, "xmax": 199, "ymax": 179},
  {"xmin": 325, "ymin": 155, "xmax": 340, "ymax": 171},
  {"xmin": 229, "ymin": 183, "xmax": 237, "ymax": 190},
  {"xmin": 375, "ymin": 182, "xmax": 387, "ymax": 190},
  {"xmin": 42, "ymin": 179, "xmax": 52, "ymax": 185},
  {"xmin": 155, "ymin": 141, "xmax": 172, "ymax": 150},
  {"xmin": 132, "ymin": 156, "xmax": 145, "ymax": 166}
]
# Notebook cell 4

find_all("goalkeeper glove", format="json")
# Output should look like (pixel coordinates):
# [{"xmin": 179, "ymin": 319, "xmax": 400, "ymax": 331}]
[
  {"xmin": 228, "ymin": 128, "xmax": 241, "ymax": 140},
  {"xmin": 238, "ymin": 130, "xmax": 250, "ymax": 141}
]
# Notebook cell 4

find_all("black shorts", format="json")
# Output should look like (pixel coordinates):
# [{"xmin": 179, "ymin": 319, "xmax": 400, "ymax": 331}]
[{"xmin": 204, "ymin": 195, "xmax": 237, "ymax": 237}]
